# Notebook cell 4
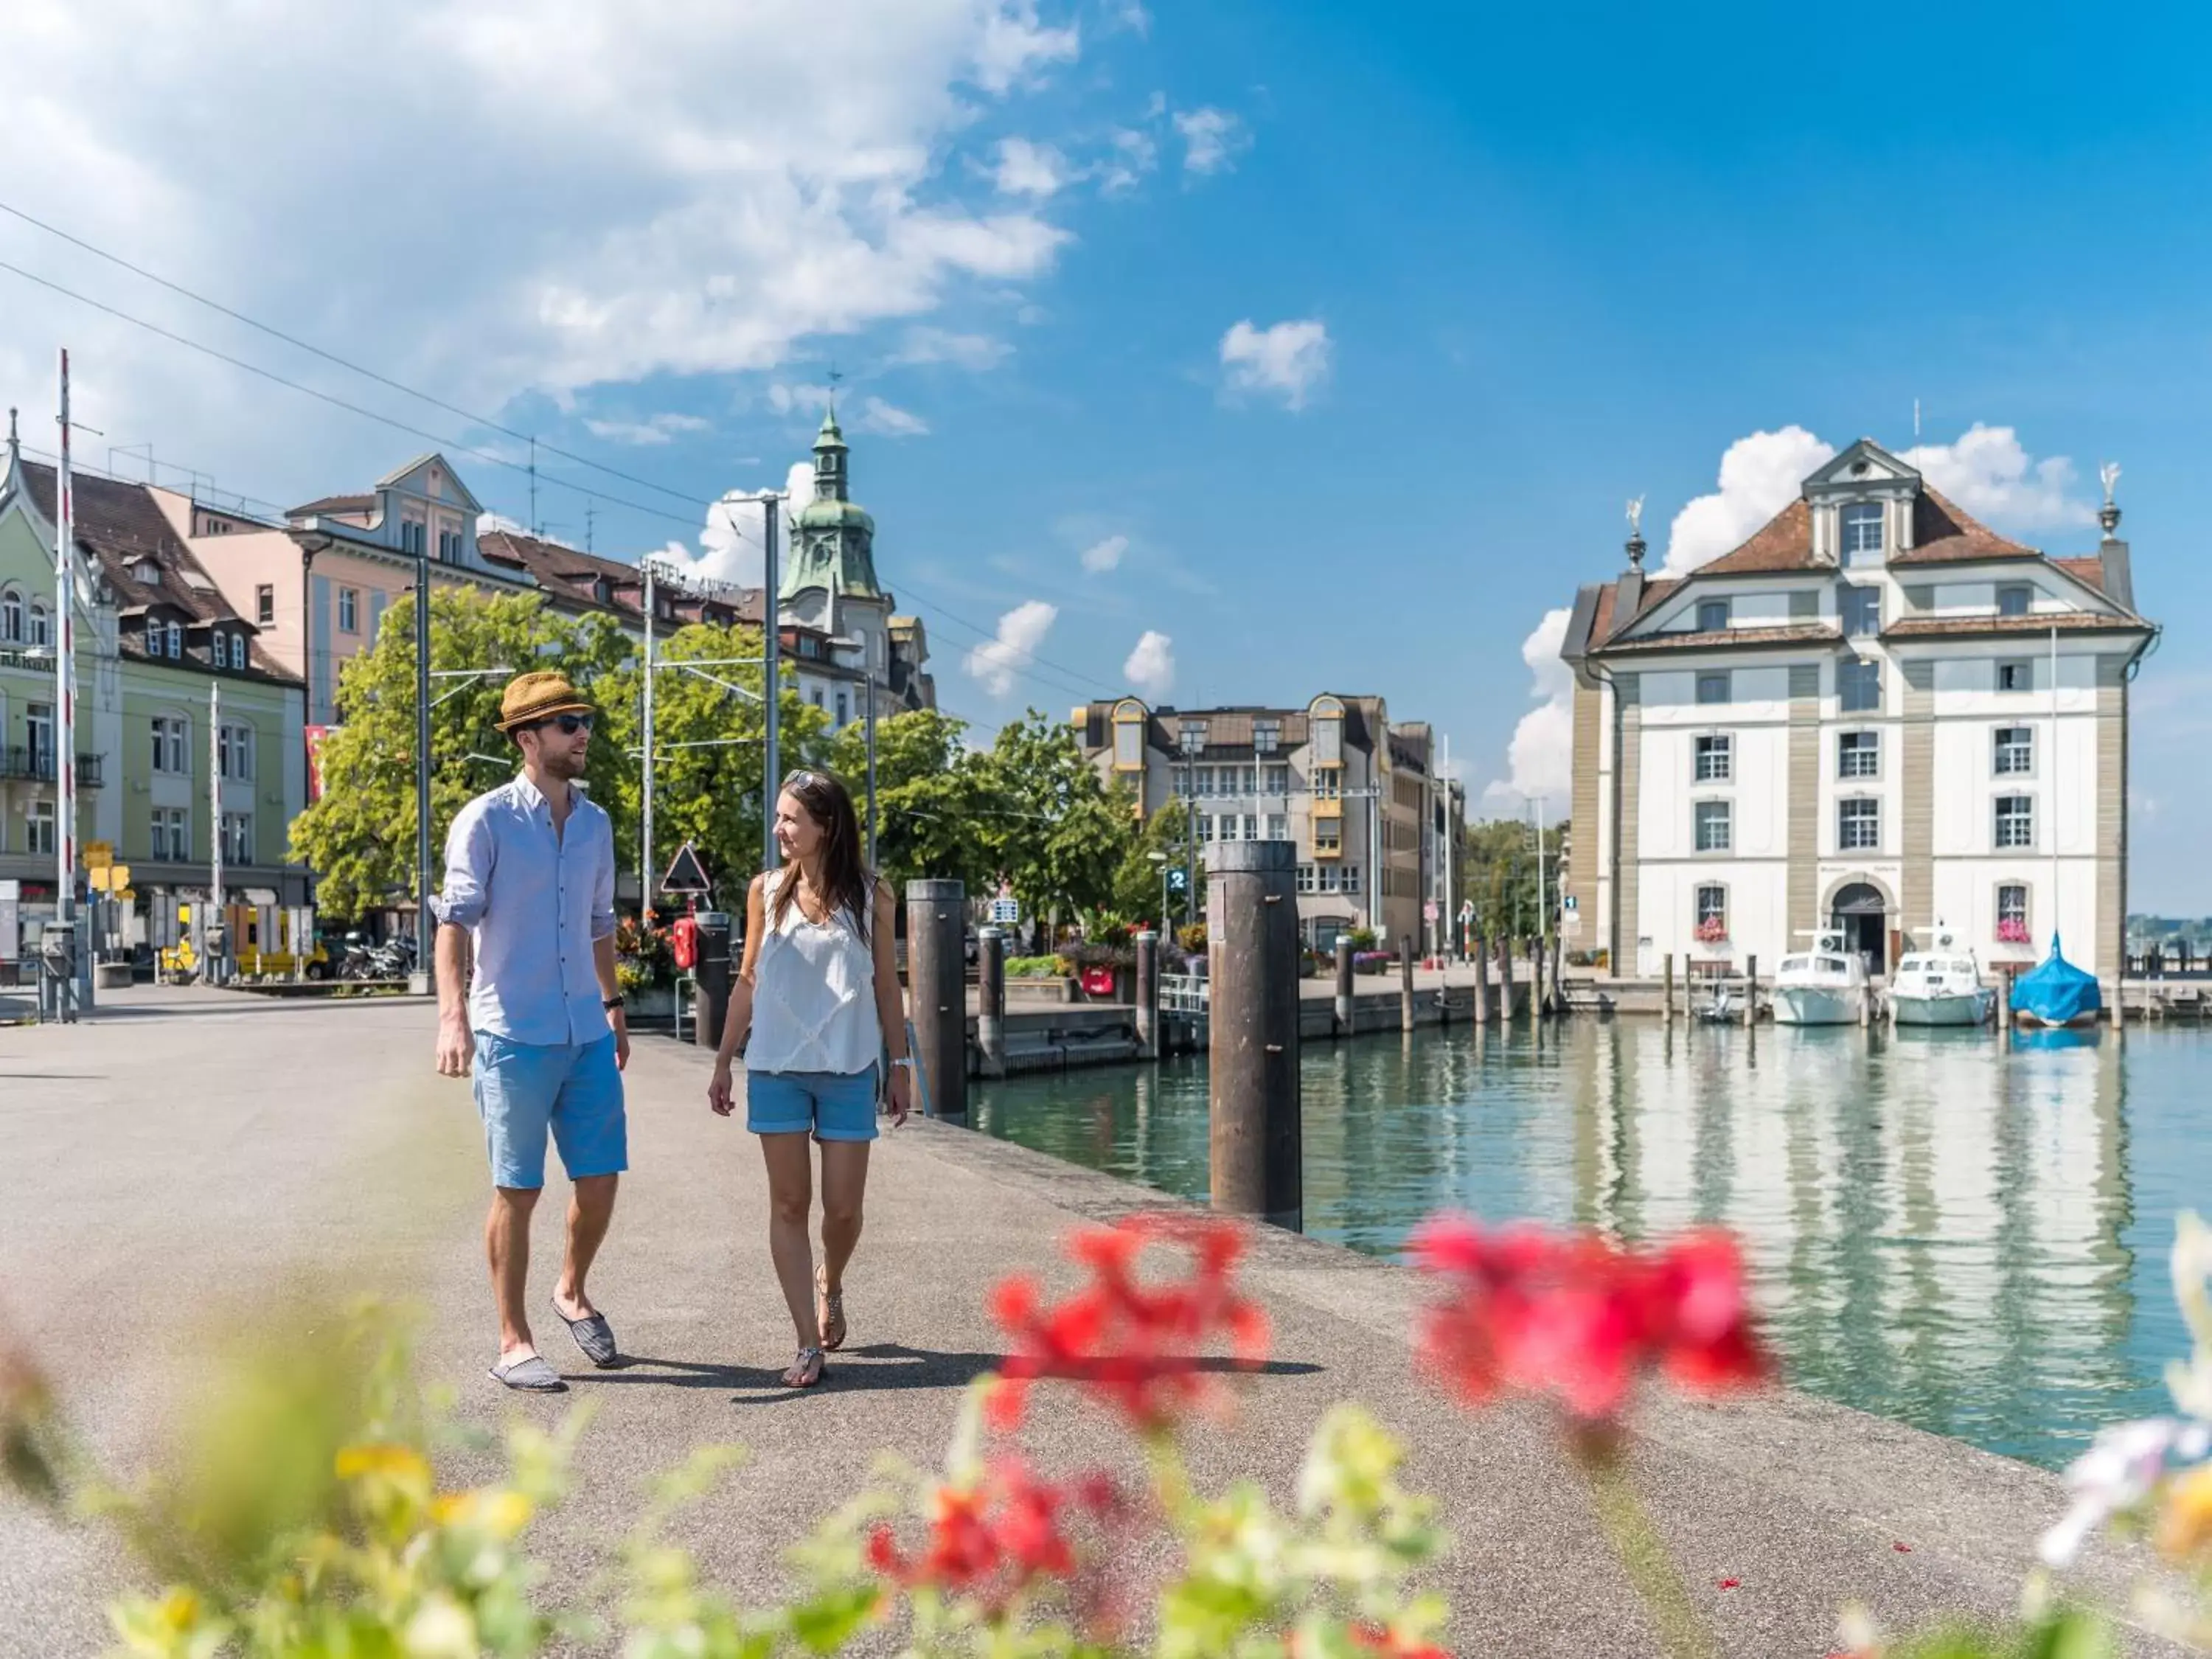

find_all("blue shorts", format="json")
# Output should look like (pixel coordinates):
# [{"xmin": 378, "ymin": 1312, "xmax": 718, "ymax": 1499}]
[
  {"xmin": 746, "ymin": 1067, "xmax": 880, "ymax": 1142},
  {"xmin": 473, "ymin": 1031, "xmax": 627, "ymax": 1189}
]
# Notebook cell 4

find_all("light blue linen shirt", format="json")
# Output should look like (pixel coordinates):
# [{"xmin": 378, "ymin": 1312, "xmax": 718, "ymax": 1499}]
[{"xmin": 435, "ymin": 774, "xmax": 617, "ymax": 1047}]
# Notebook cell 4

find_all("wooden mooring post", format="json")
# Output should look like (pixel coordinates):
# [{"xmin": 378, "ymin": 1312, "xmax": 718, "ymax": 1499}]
[
  {"xmin": 905, "ymin": 880, "xmax": 968, "ymax": 1121},
  {"xmin": 1744, "ymin": 954, "xmax": 1758, "ymax": 1029},
  {"xmin": 1399, "ymin": 935, "xmax": 1416, "ymax": 1033},
  {"xmin": 1133, "ymin": 928, "xmax": 1160, "ymax": 1060},
  {"xmin": 975, "ymin": 925, "xmax": 1007, "ymax": 1078},
  {"xmin": 1472, "ymin": 934, "xmax": 1490, "ymax": 1026},
  {"xmin": 1206, "ymin": 841, "xmax": 1302, "ymax": 1233},
  {"xmin": 1496, "ymin": 936, "xmax": 1514, "ymax": 1021},
  {"xmin": 1333, "ymin": 935, "xmax": 1356, "ymax": 1039},
  {"xmin": 1663, "ymin": 953, "xmax": 1675, "ymax": 1026}
]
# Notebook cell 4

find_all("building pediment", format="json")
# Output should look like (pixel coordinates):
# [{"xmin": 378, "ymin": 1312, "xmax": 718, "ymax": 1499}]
[
  {"xmin": 376, "ymin": 453, "xmax": 483, "ymax": 514},
  {"xmin": 1804, "ymin": 439, "xmax": 1921, "ymax": 498}
]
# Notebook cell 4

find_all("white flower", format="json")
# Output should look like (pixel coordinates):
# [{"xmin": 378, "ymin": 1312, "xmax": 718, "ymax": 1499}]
[{"xmin": 2039, "ymin": 1417, "xmax": 2212, "ymax": 1567}]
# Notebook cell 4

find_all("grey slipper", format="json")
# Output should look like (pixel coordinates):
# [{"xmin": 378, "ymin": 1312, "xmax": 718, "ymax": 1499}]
[
  {"xmin": 552, "ymin": 1301, "xmax": 620, "ymax": 1368},
  {"xmin": 489, "ymin": 1354, "xmax": 566, "ymax": 1392}
]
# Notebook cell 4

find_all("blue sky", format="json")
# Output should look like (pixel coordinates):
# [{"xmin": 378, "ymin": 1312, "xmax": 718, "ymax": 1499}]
[{"xmin": 1, "ymin": 1, "xmax": 2207, "ymax": 905}]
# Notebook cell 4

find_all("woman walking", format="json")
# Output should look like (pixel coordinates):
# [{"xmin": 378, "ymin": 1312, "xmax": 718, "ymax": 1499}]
[{"xmin": 709, "ymin": 769, "xmax": 912, "ymax": 1388}]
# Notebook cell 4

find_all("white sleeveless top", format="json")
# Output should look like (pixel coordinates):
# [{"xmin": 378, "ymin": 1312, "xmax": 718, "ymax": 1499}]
[{"xmin": 747, "ymin": 869, "xmax": 883, "ymax": 1076}]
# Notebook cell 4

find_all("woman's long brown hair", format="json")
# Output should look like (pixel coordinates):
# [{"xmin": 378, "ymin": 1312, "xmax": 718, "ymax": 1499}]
[{"xmin": 771, "ymin": 768, "xmax": 874, "ymax": 942}]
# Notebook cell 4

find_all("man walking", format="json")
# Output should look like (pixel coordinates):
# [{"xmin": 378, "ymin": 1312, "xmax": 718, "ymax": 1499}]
[{"xmin": 434, "ymin": 671, "xmax": 630, "ymax": 1391}]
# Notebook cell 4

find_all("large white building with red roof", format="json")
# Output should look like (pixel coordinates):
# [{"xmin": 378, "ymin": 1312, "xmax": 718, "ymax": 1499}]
[{"xmin": 1558, "ymin": 437, "xmax": 2156, "ymax": 989}]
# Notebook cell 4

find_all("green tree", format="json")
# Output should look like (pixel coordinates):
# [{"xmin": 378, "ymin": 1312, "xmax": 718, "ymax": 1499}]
[
  {"xmin": 290, "ymin": 588, "xmax": 631, "ymax": 922},
  {"xmin": 1110, "ymin": 796, "xmax": 1204, "ymax": 929},
  {"xmin": 1459, "ymin": 815, "xmax": 1565, "ymax": 941},
  {"xmin": 593, "ymin": 621, "xmax": 831, "ymax": 912},
  {"xmin": 973, "ymin": 711, "xmax": 1135, "ymax": 928},
  {"xmin": 825, "ymin": 708, "xmax": 995, "ymax": 894}
]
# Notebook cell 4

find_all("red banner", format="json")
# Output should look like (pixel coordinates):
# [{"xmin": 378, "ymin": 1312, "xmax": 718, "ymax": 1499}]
[{"xmin": 305, "ymin": 725, "xmax": 336, "ymax": 802}]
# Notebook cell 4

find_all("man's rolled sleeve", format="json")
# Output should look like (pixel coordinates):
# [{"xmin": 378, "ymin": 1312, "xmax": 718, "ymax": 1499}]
[
  {"xmin": 437, "ymin": 804, "xmax": 494, "ymax": 928},
  {"xmin": 591, "ymin": 813, "xmax": 618, "ymax": 942}
]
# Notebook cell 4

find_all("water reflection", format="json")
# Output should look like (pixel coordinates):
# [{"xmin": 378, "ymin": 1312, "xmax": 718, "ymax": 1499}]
[{"xmin": 971, "ymin": 1019, "xmax": 2209, "ymax": 1470}]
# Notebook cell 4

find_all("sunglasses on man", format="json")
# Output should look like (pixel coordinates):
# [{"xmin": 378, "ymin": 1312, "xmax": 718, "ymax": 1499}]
[{"xmin": 536, "ymin": 712, "xmax": 594, "ymax": 735}]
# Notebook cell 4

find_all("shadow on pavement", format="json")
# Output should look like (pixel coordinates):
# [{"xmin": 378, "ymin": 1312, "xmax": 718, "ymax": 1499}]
[{"xmin": 575, "ymin": 1343, "xmax": 1327, "ymax": 1403}]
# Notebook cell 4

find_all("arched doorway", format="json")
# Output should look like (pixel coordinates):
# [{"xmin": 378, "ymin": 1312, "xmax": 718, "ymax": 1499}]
[{"xmin": 1832, "ymin": 882, "xmax": 1887, "ymax": 975}]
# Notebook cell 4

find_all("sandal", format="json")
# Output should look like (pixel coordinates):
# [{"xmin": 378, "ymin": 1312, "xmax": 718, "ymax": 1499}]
[
  {"xmin": 782, "ymin": 1346, "xmax": 827, "ymax": 1389},
  {"xmin": 816, "ymin": 1265, "xmax": 848, "ymax": 1352}
]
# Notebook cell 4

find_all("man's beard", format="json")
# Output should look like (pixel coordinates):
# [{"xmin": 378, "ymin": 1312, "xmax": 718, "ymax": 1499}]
[{"xmin": 543, "ymin": 746, "xmax": 588, "ymax": 780}]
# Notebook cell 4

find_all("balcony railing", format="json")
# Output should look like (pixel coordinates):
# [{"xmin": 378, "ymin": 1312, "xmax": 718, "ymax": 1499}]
[{"xmin": 0, "ymin": 747, "xmax": 105, "ymax": 788}]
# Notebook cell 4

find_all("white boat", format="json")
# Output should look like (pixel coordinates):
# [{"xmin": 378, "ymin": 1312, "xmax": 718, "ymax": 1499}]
[
  {"xmin": 1770, "ymin": 931, "xmax": 1869, "ymax": 1026},
  {"xmin": 1891, "ymin": 928, "xmax": 1996, "ymax": 1028}
]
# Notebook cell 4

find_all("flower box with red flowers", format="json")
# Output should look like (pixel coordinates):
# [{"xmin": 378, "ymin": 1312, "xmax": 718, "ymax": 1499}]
[
  {"xmin": 1694, "ymin": 916, "xmax": 1728, "ymax": 945},
  {"xmin": 1996, "ymin": 918, "xmax": 2032, "ymax": 945}
]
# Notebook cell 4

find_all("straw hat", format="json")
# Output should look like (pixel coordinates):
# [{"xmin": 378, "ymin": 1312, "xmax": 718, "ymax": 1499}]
[{"xmin": 495, "ymin": 670, "xmax": 594, "ymax": 733}]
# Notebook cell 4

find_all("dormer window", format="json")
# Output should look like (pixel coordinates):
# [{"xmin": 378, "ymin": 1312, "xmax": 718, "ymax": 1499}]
[
  {"xmin": 1841, "ymin": 503, "xmax": 1885, "ymax": 565},
  {"xmin": 1997, "ymin": 583, "xmax": 2032, "ymax": 617},
  {"xmin": 164, "ymin": 620, "xmax": 183, "ymax": 659},
  {"xmin": 133, "ymin": 557, "xmax": 161, "ymax": 586},
  {"xmin": 1696, "ymin": 599, "xmax": 1729, "ymax": 633}
]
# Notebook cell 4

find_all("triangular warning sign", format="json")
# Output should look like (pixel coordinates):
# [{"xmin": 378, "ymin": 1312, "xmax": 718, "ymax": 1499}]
[{"xmin": 660, "ymin": 841, "xmax": 713, "ymax": 895}]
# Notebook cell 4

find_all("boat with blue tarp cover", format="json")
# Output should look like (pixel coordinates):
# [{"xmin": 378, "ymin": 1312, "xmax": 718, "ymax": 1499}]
[{"xmin": 2011, "ymin": 933, "xmax": 2103, "ymax": 1029}]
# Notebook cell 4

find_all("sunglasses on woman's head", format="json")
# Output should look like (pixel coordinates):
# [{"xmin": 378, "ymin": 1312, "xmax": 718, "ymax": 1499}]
[
  {"xmin": 539, "ymin": 712, "xmax": 593, "ymax": 734},
  {"xmin": 782, "ymin": 769, "xmax": 821, "ymax": 790}
]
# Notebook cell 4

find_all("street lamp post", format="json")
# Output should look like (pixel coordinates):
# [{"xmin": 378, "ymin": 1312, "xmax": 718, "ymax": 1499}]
[
  {"xmin": 411, "ymin": 540, "xmax": 433, "ymax": 995},
  {"xmin": 1178, "ymin": 720, "xmax": 1206, "ymax": 933},
  {"xmin": 761, "ymin": 493, "xmax": 781, "ymax": 874}
]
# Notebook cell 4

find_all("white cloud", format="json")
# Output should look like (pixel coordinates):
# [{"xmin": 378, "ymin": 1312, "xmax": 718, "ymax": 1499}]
[
  {"xmin": 1098, "ymin": 126, "xmax": 1159, "ymax": 195},
  {"xmin": 1173, "ymin": 107, "xmax": 1248, "ymax": 175},
  {"xmin": 971, "ymin": 0, "xmax": 1080, "ymax": 93},
  {"xmin": 1219, "ymin": 318, "xmax": 1331, "ymax": 411},
  {"xmin": 1107, "ymin": 1, "xmax": 1151, "ymax": 36},
  {"xmin": 476, "ymin": 511, "xmax": 526, "ymax": 538},
  {"xmin": 855, "ymin": 394, "xmax": 930, "ymax": 437},
  {"xmin": 965, "ymin": 599, "xmax": 1059, "ymax": 695},
  {"xmin": 1123, "ymin": 629, "xmax": 1174, "ymax": 696},
  {"xmin": 1662, "ymin": 425, "xmax": 1836, "ymax": 574},
  {"xmin": 653, "ymin": 459, "xmax": 815, "ymax": 589},
  {"xmin": 992, "ymin": 136, "xmax": 1068, "ymax": 198},
  {"xmin": 894, "ymin": 326, "xmax": 1010, "ymax": 370},
  {"xmin": 1484, "ymin": 607, "xmax": 1574, "ymax": 809},
  {"xmin": 0, "ymin": 0, "xmax": 1083, "ymax": 509},
  {"xmin": 582, "ymin": 411, "xmax": 712, "ymax": 446},
  {"xmin": 1901, "ymin": 423, "xmax": 2093, "ymax": 530},
  {"xmin": 1079, "ymin": 533, "xmax": 1129, "ymax": 573},
  {"xmin": 769, "ymin": 383, "xmax": 925, "ymax": 437}
]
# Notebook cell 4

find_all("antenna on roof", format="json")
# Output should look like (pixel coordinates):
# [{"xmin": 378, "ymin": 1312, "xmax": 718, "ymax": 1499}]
[
  {"xmin": 1624, "ymin": 495, "xmax": 1646, "ymax": 570},
  {"xmin": 585, "ymin": 501, "xmax": 597, "ymax": 554}
]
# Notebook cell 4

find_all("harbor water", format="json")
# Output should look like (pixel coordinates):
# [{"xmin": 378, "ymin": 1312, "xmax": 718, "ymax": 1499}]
[{"xmin": 972, "ymin": 1018, "xmax": 2208, "ymax": 1471}]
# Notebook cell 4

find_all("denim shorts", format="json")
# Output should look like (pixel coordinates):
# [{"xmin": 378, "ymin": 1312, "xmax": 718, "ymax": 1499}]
[
  {"xmin": 473, "ymin": 1031, "xmax": 627, "ymax": 1189},
  {"xmin": 746, "ymin": 1066, "xmax": 880, "ymax": 1142}
]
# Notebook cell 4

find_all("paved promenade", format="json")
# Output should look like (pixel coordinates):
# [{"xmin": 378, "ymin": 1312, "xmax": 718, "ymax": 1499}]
[{"xmin": 0, "ymin": 989, "xmax": 2177, "ymax": 1654}]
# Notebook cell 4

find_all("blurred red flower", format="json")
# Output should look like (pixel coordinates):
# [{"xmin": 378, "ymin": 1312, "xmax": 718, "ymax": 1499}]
[
  {"xmin": 867, "ymin": 1457, "xmax": 1125, "ymax": 1621},
  {"xmin": 1349, "ymin": 1622, "xmax": 1455, "ymax": 1659},
  {"xmin": 989, "ymin": 1213, "xmax": 1270, "ymax": 1433},
  {"xmin": 1409, "ymin": 1217, "xmax": 1769, "ymax": 1424}
]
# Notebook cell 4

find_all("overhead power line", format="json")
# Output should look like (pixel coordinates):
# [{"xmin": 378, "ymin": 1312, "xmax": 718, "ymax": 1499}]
[
  {"xmin": 0, "ymin": 197, "xmax": 700, "ymax": 509},
  {"xmin": 0, "ymin": 222, "xmax": 1140, "ymax": 709},
  {"xmin": 0, "ymin": 255, "xmax": 706, "ymax": 533}
]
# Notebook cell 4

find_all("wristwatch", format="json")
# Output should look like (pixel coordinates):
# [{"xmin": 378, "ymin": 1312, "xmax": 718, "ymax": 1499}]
[{"xmin": 602, "ymin": 995, "xmax": 625, "ymax": 1012}]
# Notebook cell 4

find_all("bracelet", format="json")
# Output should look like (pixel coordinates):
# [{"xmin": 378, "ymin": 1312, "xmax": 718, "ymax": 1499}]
[{"xmin": 888, "ymin": 1057, "xmax": 914, "ymax": 1070}]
